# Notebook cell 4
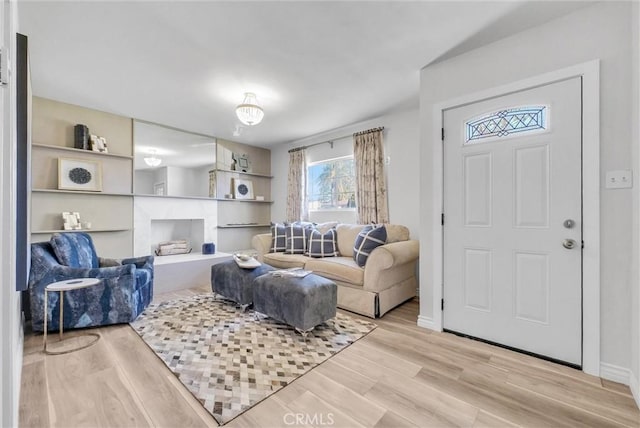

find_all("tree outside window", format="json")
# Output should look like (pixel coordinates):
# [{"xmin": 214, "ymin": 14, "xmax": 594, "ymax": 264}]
[{"xmin": 308, "ymin": 156, "xmax": 356, "ymax": 211}]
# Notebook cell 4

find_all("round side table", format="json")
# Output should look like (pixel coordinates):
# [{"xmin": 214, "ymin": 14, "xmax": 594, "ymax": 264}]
[{"xmin": 44, "ymin": 278, "xmax": 101, "ymax": 355}]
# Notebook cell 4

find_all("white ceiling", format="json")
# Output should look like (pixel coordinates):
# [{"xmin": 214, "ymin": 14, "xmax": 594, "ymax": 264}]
[{"xmin": 18, "ymin": 1, "xmax": 590, "ymax": 147}]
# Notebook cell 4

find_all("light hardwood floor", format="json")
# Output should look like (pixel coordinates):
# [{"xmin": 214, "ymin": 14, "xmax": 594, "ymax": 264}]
[{"xmin": 20, "ymin": 286, "xmax": 640, "ymax": 427}]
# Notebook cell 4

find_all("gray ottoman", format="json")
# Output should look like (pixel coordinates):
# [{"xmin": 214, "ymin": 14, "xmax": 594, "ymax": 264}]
[
  {"xmin": 211, "ymin": 260, "xmax": 275, "ymax": 307},
  {"xmin": 253, "ymin": 273, "xmax": 337, "ymax": 334}
]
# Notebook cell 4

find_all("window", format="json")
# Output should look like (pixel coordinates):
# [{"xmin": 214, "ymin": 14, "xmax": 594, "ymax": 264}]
[
  {"xmin": 465, "ymin": 105, "xmax": 548, "ymax": 144},
  {"xmin": 307, "ymin": 156, "xmax": 356, "ymax": 211}
]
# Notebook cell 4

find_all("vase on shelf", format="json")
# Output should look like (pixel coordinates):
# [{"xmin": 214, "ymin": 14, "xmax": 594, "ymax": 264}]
[{"xmin": 202, "ymin": 242, "xmax": 216, "ymax": 254}]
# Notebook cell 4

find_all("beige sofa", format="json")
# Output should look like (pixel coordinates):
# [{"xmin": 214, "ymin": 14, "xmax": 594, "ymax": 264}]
[{"xmin": 252, "ymin": 224, "xmax": 419, "ymax": 318}]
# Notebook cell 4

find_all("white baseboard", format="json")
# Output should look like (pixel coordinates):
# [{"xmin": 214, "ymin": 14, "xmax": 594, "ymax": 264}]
[
  {"xmin": 600, "ymin": 362, "xmax": 631, "ymax": 386},
  {"xmin": 630, "ymin": 372, "xmax": 640, "ymax": 409},
  {"xmin": 601, "ymin": 364, "xmax": 640, "ymax": 410},
  {"xmin": 417, "ymin": 315, "xmax": 439, "ymax": 331}
]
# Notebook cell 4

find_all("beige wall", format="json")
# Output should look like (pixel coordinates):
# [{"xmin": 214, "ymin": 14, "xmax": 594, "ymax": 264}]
[{"xmin": 32, "ymin": 96, "xmax": 132, "ymax": 156}]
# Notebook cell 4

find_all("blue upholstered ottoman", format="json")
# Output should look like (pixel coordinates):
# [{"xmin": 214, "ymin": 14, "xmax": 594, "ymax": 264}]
[
  {"xmin": 253, "ymin": 273, "xmax": 337, "ymax": 334},
  {"xmin": 210, "ymin": 260, "xmax": 275, "ymax": 307}
]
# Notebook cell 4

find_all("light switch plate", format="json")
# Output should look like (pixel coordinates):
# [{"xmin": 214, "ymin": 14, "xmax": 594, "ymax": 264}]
[{"xmin": 605, "ymin": 170, "xmax": 633, "ymax": 189}]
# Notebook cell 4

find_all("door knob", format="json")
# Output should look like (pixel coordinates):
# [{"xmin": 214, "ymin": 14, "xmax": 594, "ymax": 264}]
[{"xmin": 563, "ymin": 239, "xmax": 577, "ymax": 249}]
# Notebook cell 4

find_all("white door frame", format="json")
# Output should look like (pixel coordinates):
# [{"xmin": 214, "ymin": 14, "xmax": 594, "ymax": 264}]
[{"xmin": 429, "ymin": 60, "xmax": 600, "ymax": 376}]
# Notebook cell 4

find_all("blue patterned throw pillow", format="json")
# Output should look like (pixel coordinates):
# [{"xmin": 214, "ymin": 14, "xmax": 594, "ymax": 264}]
[
  {"xmin": 269, "ymin": 222, "xmax": 287, "ymax": 253},
  {"xmin": 285, "ymin": 223, "xmax": 311, "ymax": 254},
  {"xmin": 353, "ymin": 225, "xmax": 387, "ymax": 267},
  {"xmin": 307, "ymin": 228, "xmax": 338, "ymax": 258},
  {"xmin": 50, "ymin": 232, "xmax": 99, "ymax": 269}
]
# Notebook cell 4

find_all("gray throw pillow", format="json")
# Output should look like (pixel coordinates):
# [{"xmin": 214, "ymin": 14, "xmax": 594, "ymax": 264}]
[
  {"xmin": 285, "ymin": 224, "xmax": 311, "ymax": 254},
  {"xmin": 269, "ymin": 222, "xmax": 287, "ymax": 253},
  {"xmin": 353, "ymin": 225, "xmax": 387, "ymax": 267},
  {"xmin": 307, "ymin": 228, "xmax": 338, "ymax": 258}
]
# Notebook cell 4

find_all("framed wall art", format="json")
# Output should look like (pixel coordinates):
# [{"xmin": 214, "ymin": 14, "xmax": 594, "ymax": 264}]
[
  {"xmin": 58, "ymin": 158, "xmax": 103, "ymax": 192},
  {"xmin": 233, "ymin": 178, "xmax": 254, "ymax": 200}
]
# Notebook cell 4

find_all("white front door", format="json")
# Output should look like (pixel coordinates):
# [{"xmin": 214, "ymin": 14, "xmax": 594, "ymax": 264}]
[{"xmin": 443, "ymin": 77, "xmax": 582, "ymax": 366}]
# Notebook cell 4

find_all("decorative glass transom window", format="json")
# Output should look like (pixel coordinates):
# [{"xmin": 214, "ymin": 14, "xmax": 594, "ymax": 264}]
[{"xmin": 465, "ymin": 106, "xmax": 548, "ymax": 144}]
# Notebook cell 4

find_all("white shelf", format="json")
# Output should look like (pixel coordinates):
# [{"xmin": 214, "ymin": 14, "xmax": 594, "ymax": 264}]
[
  {"xmin": 32, "ymin": 143, "xmax": 134, "ymax": 160},
  {"xmin": 33, "ymin": 188, "xmax": 133, "ymax": 197},
  {"xmin": 214, "ymin": 198, "xmax": 273, "ymax": 203},
  {"xmin": 32, "ymin": 228, "xmax": 131, "ymax": 234},
  {"xmin": 217, "ymin": 224, "xmax": 270, "ymax": 229},
  {"xmin": 213, "ymin": 168, "xmax": 273, "ymax": 178}
]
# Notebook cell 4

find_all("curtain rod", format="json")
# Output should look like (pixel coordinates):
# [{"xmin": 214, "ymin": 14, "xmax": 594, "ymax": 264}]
[
  {"xmin": 288, "ymin": 138, "xmax": 338, "ymax": 153},
  {"xmin": 353, "ymin": 126, "xmax": 384, "ymax": 137},
  {"xmin": 288, "ymin": 126, "xmax": 385, "ymax": 153}
]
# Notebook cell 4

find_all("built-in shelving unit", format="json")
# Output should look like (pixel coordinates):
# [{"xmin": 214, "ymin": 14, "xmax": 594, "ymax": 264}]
[
  {"xmin": 214, "ymin": 140, "xmax": 273, "ymax": 252},
  {"xmin": 30, "ymin": 97, "xmax": 275, "ymax": 258},
  {"xmin": 30, "ymin": 96, "xmax": 134, "ymax": 258}
]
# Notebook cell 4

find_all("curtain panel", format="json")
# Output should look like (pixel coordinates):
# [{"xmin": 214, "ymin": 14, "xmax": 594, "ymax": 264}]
[
  {"xmin": 353, "ymin": 129, "xmax": 389, "ymax": 224},
  {"xmin": 286, "ymin": 149, "xmax": 308, "ymax": 222}
]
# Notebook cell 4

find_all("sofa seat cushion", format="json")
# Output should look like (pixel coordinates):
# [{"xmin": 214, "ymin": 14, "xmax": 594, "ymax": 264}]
[
  {"xmin": 263, "ymin": 252, "xmax": 309, "ymax": 269},
  {"xmin": 304, "ymin": 256, "xmax": 364, "ymax": 287}
]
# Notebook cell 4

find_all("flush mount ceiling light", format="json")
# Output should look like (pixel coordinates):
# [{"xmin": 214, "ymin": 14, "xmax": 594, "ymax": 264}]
[
  {"xmin": 144, "ymin": 149, "xmax": 162, "ymax": 167},
  {"xmin": 235, "ymin": 92, "xmax": 264, "ymax": 126}
]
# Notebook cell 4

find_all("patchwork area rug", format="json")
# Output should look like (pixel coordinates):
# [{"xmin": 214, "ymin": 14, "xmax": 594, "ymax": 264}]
[{"xmin": 130, "ymin": 294, "xmax": 376, "ymax": 425}]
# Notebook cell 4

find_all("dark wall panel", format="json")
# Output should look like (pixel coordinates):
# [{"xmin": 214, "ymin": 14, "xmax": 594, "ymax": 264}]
[{"xmin": 16, "ymin": 33, "xmax": 30, "ymax": 291}]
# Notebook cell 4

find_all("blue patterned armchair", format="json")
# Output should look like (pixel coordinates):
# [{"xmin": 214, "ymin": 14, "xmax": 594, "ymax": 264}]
[{"xmin": 29, "ymin": 232, "xmax": 154, "ymax": 332}]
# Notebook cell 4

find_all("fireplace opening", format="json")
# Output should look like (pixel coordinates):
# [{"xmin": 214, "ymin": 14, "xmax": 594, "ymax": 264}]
[{"xmin": 150, "ymin": 219, "xmax": 205, "ymax": 255}]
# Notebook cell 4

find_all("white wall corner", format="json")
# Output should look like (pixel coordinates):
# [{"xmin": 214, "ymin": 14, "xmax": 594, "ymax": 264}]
[
  {"xmin": 630, "ymin": 371, "xmax": 640, "ymax": 409},
  {"xmin": 417, "ymin": 314, "xmax": 440, "ymax": 331},
  {"xmin": 600, "ymin": 362, "xmax": 631, "ymax": 386}
]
